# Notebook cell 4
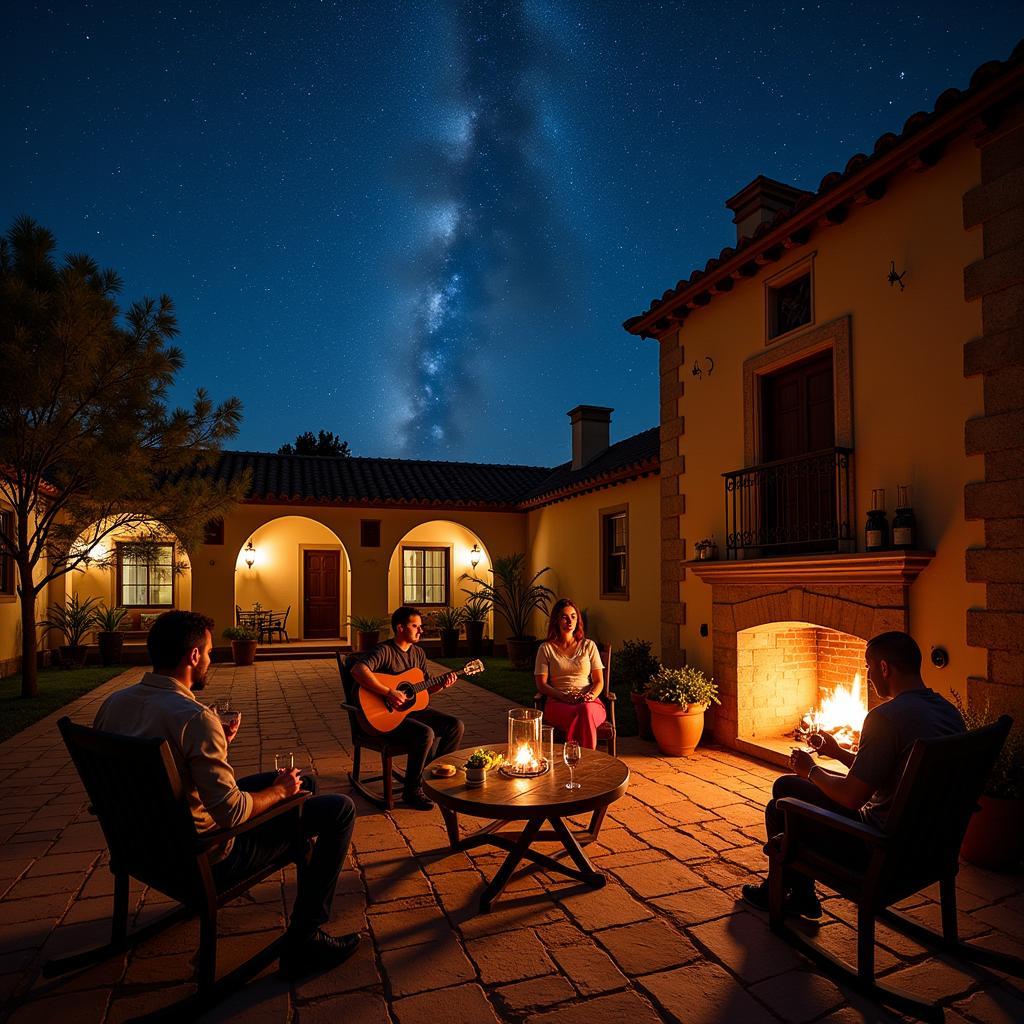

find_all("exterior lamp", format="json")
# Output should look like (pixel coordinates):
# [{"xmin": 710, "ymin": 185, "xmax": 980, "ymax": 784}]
[
  {"xmin": 244, "ymin": 539, "xmax": 256, "ymax": 569},
  {"xmin": 470, "ymin": 544, "xmax": 481, "ymax": 570}
]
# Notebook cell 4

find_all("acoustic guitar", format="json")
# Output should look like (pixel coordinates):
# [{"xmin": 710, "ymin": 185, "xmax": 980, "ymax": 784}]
[{"xmin": 356, "ymin": 659, "xmax": 484, "ymax": 733}]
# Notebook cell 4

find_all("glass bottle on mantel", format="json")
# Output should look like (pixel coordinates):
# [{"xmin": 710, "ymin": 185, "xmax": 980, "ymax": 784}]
[
  {"xmin": 892, "ymin": 485, "xmax": 917, "ymax": 549},
  {"xmin": 864, "ymin": 489, "xmax": 889, "ymax": 551}
]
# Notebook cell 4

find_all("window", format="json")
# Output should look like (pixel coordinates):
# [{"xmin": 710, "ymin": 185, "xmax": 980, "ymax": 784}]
[
  {"xmin": 117, "ymin": 542, "xmax": 174, "ymax": 607},
  {"xmin": 360, "ymin": 519, "xmax": 381, "ymax": 547},
  {"xmin": 765, "ymin": 255, "xmax": 815, "ymax": 342},
  {"xmin": 402, "ymin": 547, "xmax": 449, "ymax": 606},
  {"xmin": 0, "ymin": 509, "xmax": 13, "ymax": 595},
  {"xmin": 600, "ymin": 506, "xmax": 629, "ymax": 598}
]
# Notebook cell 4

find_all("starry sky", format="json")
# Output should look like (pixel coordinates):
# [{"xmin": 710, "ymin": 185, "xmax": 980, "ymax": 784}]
[{"xmin": 3, "ymin": 2, "xmax": 1022, "ymax": 467}]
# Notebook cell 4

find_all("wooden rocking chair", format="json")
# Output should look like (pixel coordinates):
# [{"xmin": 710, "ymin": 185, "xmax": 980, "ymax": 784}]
[
  {"xmin": 768, "ymin": 714, "xmax": 1023, "ymax": 1022},
  {"xmin": 44, "ymin": 717, "xmax": 309, "ymax": 1020}
]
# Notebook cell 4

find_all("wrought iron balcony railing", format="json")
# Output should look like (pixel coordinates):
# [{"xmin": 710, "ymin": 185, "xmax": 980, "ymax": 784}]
[{"xmin": 723, "ymin": 447, "xmax": 853, "ymax": 559}]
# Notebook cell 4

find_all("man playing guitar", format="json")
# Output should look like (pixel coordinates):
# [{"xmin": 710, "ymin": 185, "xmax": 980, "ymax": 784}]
[{"xmin": 350, "ymin": 606, "xmax": 465, "ymax": 811}]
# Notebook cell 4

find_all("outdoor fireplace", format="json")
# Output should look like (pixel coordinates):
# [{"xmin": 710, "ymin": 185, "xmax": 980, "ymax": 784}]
[{"xmin": 736, "ymin": 621, "xmax": 869, "ymax": 762}]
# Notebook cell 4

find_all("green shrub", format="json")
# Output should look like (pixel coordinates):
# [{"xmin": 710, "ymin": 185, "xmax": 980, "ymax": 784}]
[
  {"xmin": 953, "ymin": 691, "xmax": 1024, "ymax": 800},
  {"xmin": 223, "ymin": 625, "xmax": 257, "ymax": 642},
  {"xmin": 616, "ymin": 639, "xmax": 661, "ymax": 695},
  {"xmin": 646, "ymin": 665, "xmax": 720, "ymax": 708}
]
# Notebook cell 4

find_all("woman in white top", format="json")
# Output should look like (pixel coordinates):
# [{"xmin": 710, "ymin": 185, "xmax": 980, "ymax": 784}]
[{"xmin": 534, "ymin": 598, "xmax": 606, "ymax": 749}]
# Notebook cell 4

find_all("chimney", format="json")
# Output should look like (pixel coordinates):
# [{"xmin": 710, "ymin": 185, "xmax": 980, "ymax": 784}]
[
  {"xmin": 568, "ymin": 405, "xmax": 612, "ymax": 471},
  {"xmin": 724, "ymin": 175, "xmax": 810, "ymax": 245}
]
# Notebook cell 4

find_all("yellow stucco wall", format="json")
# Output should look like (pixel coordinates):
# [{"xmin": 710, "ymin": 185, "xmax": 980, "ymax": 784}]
[
  {"xmin": 189, "ymin": 504, "xmax": 529, "ymax": 643},
  {"xmin": 669, "ymin": 134, "xmax": 986, "ymax": 697},
  {"xmin": 526, "ymin": 475, "xmax": 661, "ymax": 653}
]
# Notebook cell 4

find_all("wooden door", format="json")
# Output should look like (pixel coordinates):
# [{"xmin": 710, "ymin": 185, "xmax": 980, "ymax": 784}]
[
  {"xmin": 303, "ymin": 550, "xmax": 340, "ymax": 639},
  {"xmin": 760, "ymin": 351, "xmax": 836, "ymax": 549}
]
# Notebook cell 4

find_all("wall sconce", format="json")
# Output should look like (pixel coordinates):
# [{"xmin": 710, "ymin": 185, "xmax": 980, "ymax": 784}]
[
  {"xmin": 470, "ymin": 544, "xmax": 481, "ymax": 570},
  {"xmin": 887, "ymin": 260, "xmax": 906, "ymax": 291},
  {"xmin": 691, "ymin": 356, "xmax": 715, "ymax": 379},
  {"xmin": 244, "ymin": 539, "xmax": 256, "ymax": 570}
]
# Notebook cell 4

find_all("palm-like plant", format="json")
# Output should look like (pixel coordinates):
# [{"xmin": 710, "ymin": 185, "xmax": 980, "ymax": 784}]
[
  {"xmin": 460, "ymin": 553, "xmax": 553, "ymax": 640},
  {"xmin": 38, "ymin": 595, "xmax": 102, "ymax": 647},
  {"xmin": 94, "ymin": 603, "xmax": 129, "ymax": 633}
]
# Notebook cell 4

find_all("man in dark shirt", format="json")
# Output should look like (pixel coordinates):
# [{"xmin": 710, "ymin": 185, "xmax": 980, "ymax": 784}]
[
  {"xmin": 350, "ymin": 605, "xmax": 465, "ymax": 811},
  {"xmin": 743, "ymin": 630, "xmax": 965, "ymax": 918}
]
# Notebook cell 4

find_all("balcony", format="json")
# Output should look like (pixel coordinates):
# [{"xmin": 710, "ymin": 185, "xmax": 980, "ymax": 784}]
[{"xmin": 723, "ymin": 447, "xmax": 853, "ymax": 559}]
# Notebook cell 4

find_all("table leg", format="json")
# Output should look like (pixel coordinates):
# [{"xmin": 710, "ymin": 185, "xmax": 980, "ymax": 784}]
[
  {"xmin": 549, "ymin": 815, "xmax": 605, "ymax": 887},
  {"xmin": 439, "ymin": 806, "xmax": 460, "ymax": 850},
  {"xmin": 479, "ymin": 817, "xmax": 543, "ymax": 913}
]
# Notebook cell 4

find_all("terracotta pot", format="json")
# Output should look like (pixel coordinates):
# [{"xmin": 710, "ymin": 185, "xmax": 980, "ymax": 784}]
[
  {"xmin": 230, "ymin": 639, "xmax": 258, "ymax": 667},
  {"xmin": 961, "ymin": 795, "xmax": 1024, "ymax": 871},
  {"xmin": 631, "ymin": 690, "xmax": 654, "ymax": 741},
  {"xmin": 58, "ymin": 644, "xmax": 90, "ymax": 669},
  {"xmin": 357, "ymin": 629, "xmax": 381, "ymax": 652},
  {"xmin": 97, "ymin": 631, "xmax": 124, "ymax": 666},
  {"xmin": 440, "ymin": 628, "xmax": 460, "ymax": 658},
  {"xmin": 505, "ymin": 636, "xmax": 538, "ymax": 671},
  {"xmin": 465, "ymin": 620, "xmax": 486, "ymax": 658},
  {"xmin": 646, "ymin": 699, "xmax": 708, "ymax": 756}
]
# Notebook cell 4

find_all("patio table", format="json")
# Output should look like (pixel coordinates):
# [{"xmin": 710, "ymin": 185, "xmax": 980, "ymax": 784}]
[{"xmin": 423, "ymin": 744, "xmax": 629, "ymax": 913}]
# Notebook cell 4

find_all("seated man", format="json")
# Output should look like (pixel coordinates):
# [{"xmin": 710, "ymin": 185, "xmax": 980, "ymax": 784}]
[
  {"xmin": 94, "ymin": 610, "xmax": 359, "ymax": 980},
  {"xmin": 350, "ymin": 605, "xmax": 465, "ymax": 811},
  {"xmin": 742, "ymin": 630, "xmax": 965, "ymax": 918}
]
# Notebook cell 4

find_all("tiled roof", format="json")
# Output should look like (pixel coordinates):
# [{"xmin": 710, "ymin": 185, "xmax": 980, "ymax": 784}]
[
  {"xmin": 624, "ymin": 40, "xmax": 1024, "ymax": 338},
  {"xmin": 205, "ymin": 429, "xmax": 659, "ymax": 510},
  {"xmin": 516, "ymin": 427, "xmax": 660, "ymax": 508}
]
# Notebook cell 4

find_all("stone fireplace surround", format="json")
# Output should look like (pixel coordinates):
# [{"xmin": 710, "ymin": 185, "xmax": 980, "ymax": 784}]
[{"xmin": 688, "ymin": 552, "xmax": 934, "ymax": 767}]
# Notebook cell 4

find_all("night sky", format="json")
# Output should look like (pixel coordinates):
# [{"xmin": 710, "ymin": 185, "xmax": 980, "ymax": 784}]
[{"xmin": 3, "ymin": 3, "xmax": 1021, "ymax": 466}]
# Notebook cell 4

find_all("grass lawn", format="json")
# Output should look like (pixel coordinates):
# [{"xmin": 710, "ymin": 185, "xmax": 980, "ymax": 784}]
[
  {"xmin": 437, "ymin": 656, "xmax": 638, "ymax": 736},
  {"xmin": 0, "ymin": 665, "xmax": 129, "ymax": 744}
]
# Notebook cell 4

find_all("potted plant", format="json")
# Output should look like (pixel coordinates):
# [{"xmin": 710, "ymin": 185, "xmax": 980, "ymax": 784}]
[
  {"xmin": 465, "ymin": 748, "xmax": 503, "ymax": 788},
  {"xmin": 645, "ymin": 665, "xmax": 720, "ymax": 756},
  {"xmin": 38, "ymin": 595, "xmax": 102, "ymax": 668},
  {"xmin": 223, "ymin": 625, "xmax": 258, "ymax": 666},
  {"xmin": 461, "ymin": 553, "xmax": 553, "ymax": 670},
  {"xmin": 94, "ymin": 604, "xmax": 129, "ymax": 666},
  {"xmin": 694, "ymin": 537, "xmax": 719, "ymax": 561},
  {"xmin": 617, "ymin": 639, "xmax": 661, "ymax": 741},
  {"xmin": 461, "ymin": 591, "xmax": 491, "ymax": 658},
  {"xmin": 954, "ymin": 693, "xmax": 1024, "ymax": 871},
  {"xmin": 347, "ymin": 614, "xmax": 389, "ymax": 652},
  {"xmin": 430, "ymin": 606, "xmax": 466, "ymax": 658}
]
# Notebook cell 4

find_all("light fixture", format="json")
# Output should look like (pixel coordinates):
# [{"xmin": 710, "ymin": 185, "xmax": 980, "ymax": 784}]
[
  {"xmin": 470, "ymin": 543, "xmax": 481, "ymax": 570},
  {"xmin": 244, "ymin": 539, "xmax": 256, "ymax": 569}
]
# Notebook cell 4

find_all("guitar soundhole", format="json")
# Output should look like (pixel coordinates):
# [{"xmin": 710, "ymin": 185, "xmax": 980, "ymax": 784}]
[{"xmin": 397, "ymin": 684, "xmax": 415, "ymax": 704}]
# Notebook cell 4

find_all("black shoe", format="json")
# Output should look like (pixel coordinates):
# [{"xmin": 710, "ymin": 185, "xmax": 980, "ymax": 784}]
[
  {"xmin": 279, "ymin": 928, "xmax": 360, "ymax": 980},
  {"xmin": 403, "ymin": 787, "xmax": 435, "ymax": 811},
  {"xmin": 742, "ymin": 880, "xmax": 822, "ymax": 919}
]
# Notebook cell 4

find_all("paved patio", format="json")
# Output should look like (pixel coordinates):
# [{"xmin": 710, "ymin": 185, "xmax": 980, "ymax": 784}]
[{"xmin": 0, "ymin": 660, "xmax": 1022, "ymax": 1024}]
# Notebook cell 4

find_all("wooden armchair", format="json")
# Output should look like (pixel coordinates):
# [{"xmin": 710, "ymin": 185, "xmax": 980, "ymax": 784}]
[
  {"xmin": 336, "ymin": 653, "xmax": 408, "ymax": 809},
  {"xmin": 533, "ymin": 643, "xmax": 616, "ymax": 756},
  {"xmin": 768, "ymin": 714, "xmax": 1023, "ymax": 1022},
  {"xmin": 44, "ymin": 717, "xmax": 309, "ymax": 1017}
]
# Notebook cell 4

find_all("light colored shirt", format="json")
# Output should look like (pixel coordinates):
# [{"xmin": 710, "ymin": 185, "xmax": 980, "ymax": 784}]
[
  {"xmin": 93, "ymin": 672, "xmax": 253, "ymax": 860},
  {"xmin": 534, "ymin": 639, "xmax": 604, "ymax": 695}
]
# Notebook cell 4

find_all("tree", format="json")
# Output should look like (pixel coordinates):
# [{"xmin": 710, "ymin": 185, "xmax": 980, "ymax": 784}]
[
  {"xmin": 0, "ymin": 216, "xmax": 248, "ymax": 697},
  {"xmin": 277, "ymin": 430, "xmax": 351, "ymax": 457}
]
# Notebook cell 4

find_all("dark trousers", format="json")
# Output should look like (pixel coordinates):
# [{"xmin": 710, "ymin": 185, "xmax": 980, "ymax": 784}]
[
  {"xmin": 765, "ymin": 774, "xmax": 863, "ymax": 896},
  {"xmin": 213, "ymin": 773, "xmax": 355, "ymax": 937},
  {"xmin": 389, "ymin": 708, "xmax": 464, "ymax": 794}
]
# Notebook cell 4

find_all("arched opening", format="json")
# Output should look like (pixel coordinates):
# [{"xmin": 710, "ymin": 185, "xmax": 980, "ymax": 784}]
[
  {"xmin": 387, "ymin": 520, "xmax": 493, "ymax": 640},
  {"xmin": 234, "ymin": 516, "xmax": 350, "ymax": 642}
]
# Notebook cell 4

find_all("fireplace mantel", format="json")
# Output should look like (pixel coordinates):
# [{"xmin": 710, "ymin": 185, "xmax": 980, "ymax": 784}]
[{"xmin": 686, "ymin": 551, "xmax": 934, "ymax": 586}]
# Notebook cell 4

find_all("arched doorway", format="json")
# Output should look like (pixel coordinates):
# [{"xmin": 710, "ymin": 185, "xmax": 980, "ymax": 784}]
[{"xmin": 234, "ymin": 516, "xmax": 351, "ymax": 641}]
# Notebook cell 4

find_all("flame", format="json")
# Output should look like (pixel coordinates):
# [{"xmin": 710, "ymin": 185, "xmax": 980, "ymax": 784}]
[
  {"xmin": 803, "ymin": 672, "xmax": 868, "ymax": 749},
  {"xmin": 513, "ymin": 742, "xmax": 537, "ymax": 769}
]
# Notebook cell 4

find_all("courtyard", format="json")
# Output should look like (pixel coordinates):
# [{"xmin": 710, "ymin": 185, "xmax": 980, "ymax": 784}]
[{"xmin": 0, "ymin": 661, "xmax": 1021, "ymax": 1023}]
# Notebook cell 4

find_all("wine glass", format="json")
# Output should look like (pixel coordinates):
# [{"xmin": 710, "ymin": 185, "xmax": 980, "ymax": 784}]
[
  {"xmin": 274, "ymin": 751, "xmax": 294, "ymax": 772},
  {"xmin": 806, "ymin": 710, "xmax": 824, "ymax": 751},
  {"xmin": 563, "ymin": 741, "xmax": 581, "ymax": 790},
  {"xmin": 212, "ymin": 699, "xmax": 241, "ymax": 731}
]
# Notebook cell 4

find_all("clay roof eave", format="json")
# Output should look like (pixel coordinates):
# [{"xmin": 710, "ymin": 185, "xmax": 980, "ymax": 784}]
[{"xmin": 624, "ymin": 51, "xmax": 1024, "ymax": 340}]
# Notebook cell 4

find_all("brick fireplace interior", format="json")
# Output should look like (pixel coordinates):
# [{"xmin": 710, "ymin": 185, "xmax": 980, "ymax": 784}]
[{"xmin": 736, "ymin": 621, "xmax": 869, "ymax": 763}]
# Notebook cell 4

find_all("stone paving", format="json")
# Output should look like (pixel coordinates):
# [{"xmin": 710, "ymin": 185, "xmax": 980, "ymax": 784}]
[{"xmin": 0, "ymin": 659, "xmax": 1022, "ymax": 1023}]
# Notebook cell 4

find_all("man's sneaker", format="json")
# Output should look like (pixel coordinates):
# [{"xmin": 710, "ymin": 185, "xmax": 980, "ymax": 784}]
[
  {"xmin": 403, "ymin": 787, "xmax": 435, "ymax": 811},
  {"xmin": 279, "ymin": 928, "xmax": 360, "ymax": 980},
  {"xmin": 741, "ymin": 880, "xmax": 822, "ymax": 919}
]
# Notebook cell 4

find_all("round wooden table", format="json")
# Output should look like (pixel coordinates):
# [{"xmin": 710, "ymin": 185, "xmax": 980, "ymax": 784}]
[{"xmin": 423, "ymin": 744, "xmax": 630, "ymax": 913}]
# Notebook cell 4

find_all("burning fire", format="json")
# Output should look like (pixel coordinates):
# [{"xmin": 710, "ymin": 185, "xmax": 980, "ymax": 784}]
[
  {"xmin": 801, "ymin": 673, "xmax": 868, "ymax": 750},
  {"xmin": 512, "ymin": 742, "xmax": 541, "ymax": 773}
]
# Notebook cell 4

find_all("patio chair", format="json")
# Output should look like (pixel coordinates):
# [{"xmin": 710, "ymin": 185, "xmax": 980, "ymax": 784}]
[
  {"xmin": 767, "ymin": 714, "xmax": 1023, "ymax": 1023},
  {"xmin": 533, "ymin": 643, "xmax": 617, "ymax": 756},
  {"xmin": 336, "ymin": 653, "xmax": 408, "ymax": 810},
  {"xmin": 262, "ymin": 606, "xmax": 290, "ymax": 644},
  {"xmin": 44, "ymin": 717, "xmax": 309, "ymax": 1018}
]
